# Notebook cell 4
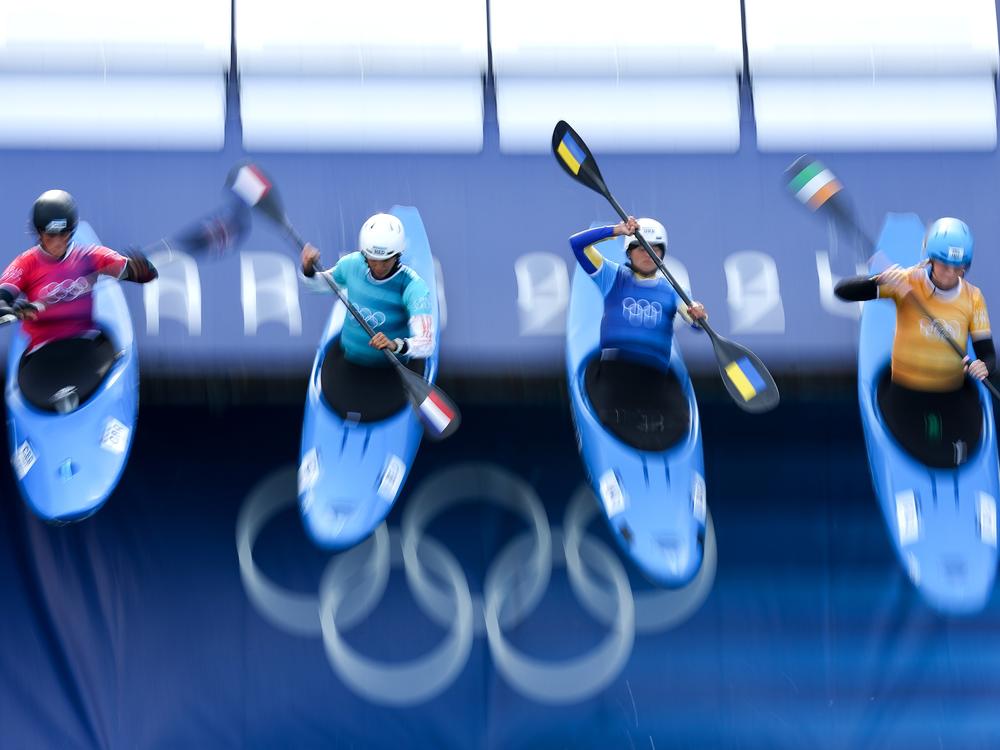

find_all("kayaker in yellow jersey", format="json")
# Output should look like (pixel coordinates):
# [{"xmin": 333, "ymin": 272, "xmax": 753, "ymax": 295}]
[{"xmin": 834, "ymin": 218, "xmax": 996, "ymax": 467}]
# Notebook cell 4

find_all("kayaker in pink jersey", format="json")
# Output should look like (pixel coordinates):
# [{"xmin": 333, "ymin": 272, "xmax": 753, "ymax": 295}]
[{"xmin": 0, "ymin": 190, "xmax": 158, "ymax": 351}]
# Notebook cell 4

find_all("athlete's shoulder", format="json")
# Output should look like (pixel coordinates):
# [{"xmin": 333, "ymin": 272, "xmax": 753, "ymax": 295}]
[
  {"xmin": 398, "ymin": 263, "xmax": 426, "ymax": 285},
  {"xmin": 963, "ymin": 278, "xmax": 986, "ymax": 301},
  {"xmin": 339, "ymin": 250, "xmax": 365, "ymax": 267},
  {"xmin": 74, "ymin": 242, "xmax": 111, "ymax": 254}
]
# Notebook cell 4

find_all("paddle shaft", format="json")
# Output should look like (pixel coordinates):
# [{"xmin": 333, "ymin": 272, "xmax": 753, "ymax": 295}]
[{"xmin": 830, "ymin": 201, "xmax": 1000, "ymax": 400}]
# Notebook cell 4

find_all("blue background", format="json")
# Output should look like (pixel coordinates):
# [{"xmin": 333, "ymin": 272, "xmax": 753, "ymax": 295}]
[{"xmin": 3, "ymin": 82, "xmax": 1000, "ymax": 376}]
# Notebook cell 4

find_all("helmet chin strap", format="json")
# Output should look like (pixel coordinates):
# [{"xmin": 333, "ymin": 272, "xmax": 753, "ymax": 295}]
[{"xmin": 366, "ymin": 255, "xmax": 401, "ymax": 279}]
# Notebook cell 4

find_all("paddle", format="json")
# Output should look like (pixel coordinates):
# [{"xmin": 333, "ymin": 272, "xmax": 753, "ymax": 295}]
[
  {"xmin": 551, "ymin": 120, "xmax": 780, "ymax": 413},
  {"xmin": 226, "ymin": 163, "xmax": 461, "ymax": 441},
  {"xmin": 0, "ymin": 300, "xmax": 47, "ymax": 326},
  {"xmin": 785, "ymin": 155, "xmax": 1000, "ymax": 401}
]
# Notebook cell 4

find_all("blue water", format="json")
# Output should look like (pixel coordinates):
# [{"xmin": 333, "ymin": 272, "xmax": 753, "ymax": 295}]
[{"xmin": 1, "ymin": 389, "xmax": 999, "ymax": 749}]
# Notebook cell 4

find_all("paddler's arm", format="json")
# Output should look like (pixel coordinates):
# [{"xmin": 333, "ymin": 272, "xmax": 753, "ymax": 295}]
[
  {"xmin": 299, "ymin": 242, "xmax": 346, "ymax": 293},
  {"xmin": 834, "ymin": 274, "xmax": 879, "ymax": 302},
  {"xmin": 569, "ymin": 217, "xmax": 639, "ymax": 275},
  {"xmin": 965, "ymin": 337, "xmax": 995, "ymax": 381}
]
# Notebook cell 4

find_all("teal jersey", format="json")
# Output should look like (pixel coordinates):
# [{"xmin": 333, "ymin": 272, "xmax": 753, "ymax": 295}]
[{"xmin": 330, "ymin": 252, "xmax": 432, "ymax": 366}]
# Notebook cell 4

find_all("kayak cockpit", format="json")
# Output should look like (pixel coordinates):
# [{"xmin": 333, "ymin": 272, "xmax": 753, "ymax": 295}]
[
  {"xmin": 583, "ymin": 353, "xmax": 689, "ymax": 452},
  {"xmin": 17, "ymin": 331, "xmax": 117, "ymax": 414},
  {"xmin": 319, "ymin": 339, "xmax": 425, "ymax": 423},
  {"xmin": 876, "ymin": 368, "xmax": 983, "ymax": 469}
]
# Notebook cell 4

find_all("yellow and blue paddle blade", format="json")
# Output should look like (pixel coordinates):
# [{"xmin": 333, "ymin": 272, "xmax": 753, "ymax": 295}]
[
  {"xmin": 784, "ymin": 155, "xmax": 842, "ymax": 212},
  {"xmin": 551, "ymin": 120, "xmax": 609, "ymax": 196},
  {"xmin": 712, "ymin": 335, "xmax": 780, "ymax": 413}
]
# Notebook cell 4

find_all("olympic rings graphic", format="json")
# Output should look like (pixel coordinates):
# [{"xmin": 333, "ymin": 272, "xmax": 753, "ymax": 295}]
[
  {"xmin": 353, "ymin": 305, "xmax": 386, "ymax": 329},
  {"xmin": 621, "ymin": 297, "xmax": 663, "ymax": 328},
  {"xmin": 236, "ymin": 462, "xmax": 716, "ymax": 706},
  {"xmin": 40, "ymin": 276, "xmax": 91, "ymax": 303}
]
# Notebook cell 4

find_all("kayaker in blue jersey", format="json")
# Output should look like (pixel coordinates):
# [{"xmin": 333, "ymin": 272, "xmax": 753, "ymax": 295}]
[
  {"xmin": 569, "ymin": 215, "xmax": 708, "ymax": 447},
  {"xmin": 300, "ymin": 213, "xmax": 433, "ymax": 365},
  {"xmin": 570, "ymin": 215, "xmax": 707, "ymax": 367}
]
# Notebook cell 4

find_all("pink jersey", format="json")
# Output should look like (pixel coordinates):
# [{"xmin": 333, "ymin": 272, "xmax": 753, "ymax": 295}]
[{"xmin": 0, "ymin": 243, "xmax": 127, "ymax": 349}]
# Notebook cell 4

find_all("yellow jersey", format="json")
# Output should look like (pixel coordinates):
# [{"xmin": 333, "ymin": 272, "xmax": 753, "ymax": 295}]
[{"xmin": 880, "ymin": 265, "xmax": 991, "ymax": 391}]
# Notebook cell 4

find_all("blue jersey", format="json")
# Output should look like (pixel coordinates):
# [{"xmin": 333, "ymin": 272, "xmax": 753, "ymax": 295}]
[
  {"xmin": 327, "ymin": 252, "xmax": 432, "ymax": 366},
  {"xmin": 569, "ymin": 225, "xmax": 680, "ymax": 369}
]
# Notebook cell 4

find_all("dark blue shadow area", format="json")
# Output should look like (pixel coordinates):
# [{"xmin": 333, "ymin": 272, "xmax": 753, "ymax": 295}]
[{"xmin": 2, "ymin": 390, "xmax": 999, "ymax": 749}]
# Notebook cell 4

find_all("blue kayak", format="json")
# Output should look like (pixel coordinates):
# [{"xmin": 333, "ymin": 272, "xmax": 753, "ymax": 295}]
[
  {"xmin": 298, "ymin": 206, "xmax": 439, "ymax": 549},
  {"xmin": 566, "ymin": 231, "xmax": 707, "ymax": 587},
  {"xmin": 859, "ymin": 213, "xmax": 998, "ymax": 614},
  {"xmin": 5, "ymin": 221, "xmax": 138, "ymax": 523}
]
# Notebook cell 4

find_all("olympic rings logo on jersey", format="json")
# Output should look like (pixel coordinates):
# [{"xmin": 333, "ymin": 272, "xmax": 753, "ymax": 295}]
[
  {"xmin": 621, "ymin": 297, "xmax": 663, "ymax": 328},
  {"xmin": 39, "ymin": 276, "xmax": 91, "ymax": 303},
  {"xmin": 352, "ymin": 304, "xmax": 386, "ymax": 329},
  {"xmin": 919, "ymin": 318, "xmax": 961, "ymax": 342},
  {"xmin": 236, "ymin": 462, "xmax": 716, "ymax": 707}
]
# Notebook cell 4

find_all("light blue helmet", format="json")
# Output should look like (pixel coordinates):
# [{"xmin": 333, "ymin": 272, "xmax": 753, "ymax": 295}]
[{"xmin": 924, "ymin": 217, "xmax": 973, "ymax": 268}]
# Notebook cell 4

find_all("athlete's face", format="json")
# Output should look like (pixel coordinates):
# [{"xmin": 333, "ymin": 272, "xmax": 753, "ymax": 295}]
[
  {"xmin": 929, "ymin": 260, "xmax": 964, "ymax": 291},
  {"xmin": 366, "ymin": 256, "xmax": 397, "ymax": 280},
  {"xmin": 39, "ymin": 232, "xmax": 70, "ymax": 258},
  {"xmin": 627, "ymin": 243, "xmax": 664, "ymax": 276}
]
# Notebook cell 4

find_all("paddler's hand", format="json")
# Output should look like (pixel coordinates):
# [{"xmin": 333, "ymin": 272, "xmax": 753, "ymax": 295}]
[
  {"xmin": 964, "ymin": 356, "xmax": 989, "ymax": 381},
  {"xmin": 13, "ymin": 300, "xmax": 39, "ymax": 321},
  {"xmin": 370, "ymin": 332, "xmax": 399, "ymax": 352},
  {"xmin": 301, "ymin": 243, "xmax": 321, "ymax": 278},
  {"xmin": 613, "ymin": 216, "xmax": 640, "ymax": 237},
  {"xmin": 686, "ymin": 302, "xmax": 707, "ymax": 322},
  {"xmin": 876, "ymin": 264, "xmax": 911, "ymax": 297}
]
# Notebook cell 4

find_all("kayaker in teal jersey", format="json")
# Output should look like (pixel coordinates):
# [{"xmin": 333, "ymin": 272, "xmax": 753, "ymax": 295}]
[
  {"xmin": 300, "ymin": 213, "xmax": 434, "ymax": 366},
  {"xmin": 569, "ymin": 215, "xmax": 708, "ymax": 369}
]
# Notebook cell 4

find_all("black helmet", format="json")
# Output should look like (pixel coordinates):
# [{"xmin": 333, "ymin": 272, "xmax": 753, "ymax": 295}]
[{"xmin": 32, "ymin": 190, "xmax": 78, "ymax": 235}]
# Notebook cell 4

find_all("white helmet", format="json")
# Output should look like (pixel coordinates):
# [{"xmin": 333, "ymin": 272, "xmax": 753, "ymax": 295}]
[
  {"xmin": 625, "ymin": 217, "xmax": 668, "ymax": 253},
  {"xmin": 359, "ymin": 213, "xmax": 405, "ymax": 260}
]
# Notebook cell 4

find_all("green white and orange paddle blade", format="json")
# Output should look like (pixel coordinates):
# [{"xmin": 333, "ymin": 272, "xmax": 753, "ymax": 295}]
[
  {"xmin": 712, "ymin": 335, "xmax": 780, "ymax": 414},
  {"xmin": 785, "ymin": 156, "xmax": 843, "ymax": 212},
  {"xmin": 551, "ymin": 120, "xmax": 609, "ymax": 197}
]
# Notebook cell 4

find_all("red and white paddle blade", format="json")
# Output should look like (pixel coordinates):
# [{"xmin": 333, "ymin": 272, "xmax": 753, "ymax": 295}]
[
  {"xmin": 397, "ymin": 365, "xmax": 461, "ymax": 441},
  {"xmin": 227, "ymin": 163, "xmax": 272, "ymax": 208},
  {"xmin": 416, "ymin": 387, "xmax": 461, "ymax": 441}
]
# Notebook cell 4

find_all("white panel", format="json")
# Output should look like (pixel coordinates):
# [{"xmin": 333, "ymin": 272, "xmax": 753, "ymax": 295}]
[
  {"xmin": 0, "ymin": 0, "xmax": 230, "ymax": 73},
  {"xmin": 144, "ymin": 249, "xmax": 203, "ymax": 335},
  {"xmin": 754, "ymin": 76, "xmax": 996, "ymax": 152},
  {"xmin": 514, "ymin": 252, "xmax": 569, "ymax": 335},
  {"xmin": 236, "ymin": 0, "xmax": 486, "ymax": 76},
  {"xmin": 491, "ymin": 0, "xmax": 743, "ymax": 76},
  {"xmin": 723, "ymin": 251, "xmax": 785, "ymax": 334},
  {"xmin": 0, "ymin": 74, "xmax": 225, "ymax": 149},
  {"xmin": 745, "ymin": 0, "xmax": 998, "ymax": 76},
  {"xmin": 497, "ymin": 78, "xmax": 739, "ymax": 153},
  {"xmin": 240, "ymin": 252, "xmax": 303, "ymax": 336},
  {"xmin": 241, "ymin": 77, "xmax": 483, "ymax": 152}
]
